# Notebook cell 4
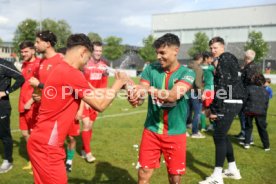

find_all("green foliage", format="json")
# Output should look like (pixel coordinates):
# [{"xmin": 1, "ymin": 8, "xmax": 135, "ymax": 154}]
[
  {"xmin": 103, "ymin": 36, "xmax": 125, "ymax": 61},
  {"xmin": 138, "ymin": 35, "xmax": 156, "ymax": 63},
  {"xmin": 41, "ymin": 18, "xmax": 72, "ymax": 49},
  {"xmin": 244, "ymin": 31, "xmax": 269, "ymax": 62},
  {"xmin": 0, "ymin": 37, "xmax": 3, "ymax": 45},
  {"xmin": 188, "ymin": 32, "xmax": 209, "ymax": 58},
  {"xmin": 88, "ymin": 32, "xmax": 102, "ymax": 43},
  {"xmin": 12, "ymin": 19, "xmax": 39, "ymax": 53},
  {"xmin": 12, "ymin": 18, "xmax": 72, "ymax": 54}
]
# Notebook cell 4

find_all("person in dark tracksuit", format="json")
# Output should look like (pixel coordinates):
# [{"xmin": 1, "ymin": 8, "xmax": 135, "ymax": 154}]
[
  {"xmin": 199, "ymin": 37, "xmax": 245, "ymax": 184},
  {"xmin": 241, "ymin": 73, "xmax": 270, "ymax": 151},
  {"xmin": 0, "ymin": 58, "xmax": 24, "ymax": 173}
]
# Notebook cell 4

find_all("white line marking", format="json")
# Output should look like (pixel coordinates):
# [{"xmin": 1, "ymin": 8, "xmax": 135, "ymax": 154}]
[{"xmin": 11, "ymin": 110, "xmax": 147, "ymax": 134}]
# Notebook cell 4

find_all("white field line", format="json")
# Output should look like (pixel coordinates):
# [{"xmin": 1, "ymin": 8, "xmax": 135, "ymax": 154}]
[{"xmin": 11, "ymin": 110, "xmax": 147, "ymax": 134}]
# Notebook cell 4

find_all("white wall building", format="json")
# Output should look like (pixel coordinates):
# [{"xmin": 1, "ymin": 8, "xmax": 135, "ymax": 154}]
[{"xmin": 152, "ymin": 4, "xmax": 276, "ymax": 64}]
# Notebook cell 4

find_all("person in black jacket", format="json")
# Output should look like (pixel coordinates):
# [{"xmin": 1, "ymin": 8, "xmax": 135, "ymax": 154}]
[
  {"xmin": 0, "ymin": 58, "xmax": 25, "ymax": 173},
  {"xmin": 240, "ymin": 73, "xmax": 270, "ymax": 151},
  {"xmin": 235, "ymin": 49, "xmax": 260, "ymax": 140},
  {"xmin": 199, "ymin": 37, "xmax": 245, "ymax": 184}
]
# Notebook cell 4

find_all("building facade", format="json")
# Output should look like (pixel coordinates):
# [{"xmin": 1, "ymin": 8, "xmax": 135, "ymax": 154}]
[{"xmin": 152, "ymin": 4, "xmax": 276, "ymax": 68}]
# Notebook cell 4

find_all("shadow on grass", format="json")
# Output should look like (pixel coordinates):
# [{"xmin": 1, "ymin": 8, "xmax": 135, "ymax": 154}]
[
  {"xmin": 186, "ymin": 150, "xmax": 213, "ymax": 179},
  {"xmin": 68, "ymin": 161, "xmax": 136, "ymax": 184}
]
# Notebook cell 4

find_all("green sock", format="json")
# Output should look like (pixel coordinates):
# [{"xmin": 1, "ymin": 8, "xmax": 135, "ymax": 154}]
[
  {"xmin": 200, "ymin": 113, "xmax": 206, "ymax": 129},
  {"xmin": 67, "ymin": 148, "xmax": 75, "ymax": 161}
]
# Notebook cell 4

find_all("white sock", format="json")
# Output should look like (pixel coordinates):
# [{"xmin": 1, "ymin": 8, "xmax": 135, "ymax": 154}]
[
  {"xmin": 228, "ymin": 161, "xmax": 238, "ymax": 172},
  {"xmin": 66, "ymin": 160, "xmax": 72, "ymax": 165},
  {"xmin": 212, "ymin": 167, "xmax": 223, "ymax": 178}
]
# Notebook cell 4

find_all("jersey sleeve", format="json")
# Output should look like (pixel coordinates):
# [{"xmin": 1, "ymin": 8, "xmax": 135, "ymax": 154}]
[
  {"xmin": 178, "ymin": 68, "xmax": 195, "ymax": 87},
  {"xmin": 65, "ymin": 69, "xmax": 91, "ymax": 99},
  {"xmin": 140, "ymin": 64, "xmax": 151, "ymax": 85}
]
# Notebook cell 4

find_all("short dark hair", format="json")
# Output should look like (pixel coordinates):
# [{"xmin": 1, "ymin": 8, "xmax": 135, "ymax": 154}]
[
  {"xmin": 36, "ymin": 30, "xmax": 57, "ymax": 47},
  {"xmin": 202, "ymin": 51, "xmax": 212, "ymax": 61},
  {"xmin": 66, "ymin": 33, "xmax": 93, "ymax": 53},
  {"xmin": 193, "ymin": 53, "xmax": 203, "ymax": 61},
  {"xmin": 252, "ymin": 73, "xmax": 266, "ymax": 86},
  {"xmin": 153, "ymin": 33, "xmax": 180, "ymax": 49},
  {"xmin": 19, "ymin": 41, "xmax": 34, "ymax": 50},
  {"xmin": 92, "ymin": 41, "xmax": 103, "ymax": 47},
  {"xmin": 209, "ymin": 36, "xmax": 225, "ymax": 46}
]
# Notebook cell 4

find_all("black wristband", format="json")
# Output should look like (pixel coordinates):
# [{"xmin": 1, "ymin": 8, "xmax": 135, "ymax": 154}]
[{"xmin": 38, "ymin": 83, "xmax": 44, "ymax": 89}]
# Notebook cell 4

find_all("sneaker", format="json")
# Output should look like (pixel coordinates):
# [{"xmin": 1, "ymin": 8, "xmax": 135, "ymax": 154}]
[
  {"xmin": 86, "ymin": 153, "xmax": 96, "ymax": 163},
  {"xmin": 199, "ymin": 175, "xmax": 224, "ymax": 184},
  {"xmin": 66, "ymin": 163, "xmax": 72, "ymax": 172},
  {"xmin": 0, "ymin": 160, "xmax": 13, "ymax": 174},
  {"xmin": 191, "ymin": 132, "xmax": 206, "ymax": 139},
  {"xmin": 264, "ymin": 148, "xmax": 270, "ymax": 152},
  {"xmin": 201, "ymin": 129, "xmax": 207, "ymax": 132},
  {"xmin": 239, "ymin": 141, "xmax": 253, "ymax": 149},
  {"xmin": 222, "ymin": 169, "xmax": 242, "ymax": 180},
  {"xmin": 22, "ymin": 161, "xmax": 32, "ymax": 170},
  {"xmin": 186, "ymin": 132, "xmax": 190, "ymax": 137}
]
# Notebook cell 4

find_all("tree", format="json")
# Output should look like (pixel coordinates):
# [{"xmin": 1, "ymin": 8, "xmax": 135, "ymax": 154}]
[
  {"xmin": 138, "ymin": 35, "xmax": 156, "ymax": 63},
  {"xmin": 244, "ymin": 31, "xmax": 269, "ymax": 62},
  {"xmin": 13, "ymin": 19, "xmax": 39, "ymax": 53},
  {"xmin": 188, "ymin": 32, "xmax": 209, "ymax": 58},
  {"xmin": 41, "ymin": 19, "xmax": 72, "ymax": 49},
  {"xmin": 87, "ymin": 32, "xmax": 102, "ymax": 43},
  {"xmin": 0, "ymin": 37, "xmax": 3, "ymax": 45},
  {"xmin": 103, "ymin": 36, "xmax": 125, "ymax": 61}
]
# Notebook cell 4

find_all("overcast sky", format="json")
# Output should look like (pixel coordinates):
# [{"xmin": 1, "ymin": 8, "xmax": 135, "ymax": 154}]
[{"xmin": 0, "ymin": 0, "xmax": 275, "ymax": 45}]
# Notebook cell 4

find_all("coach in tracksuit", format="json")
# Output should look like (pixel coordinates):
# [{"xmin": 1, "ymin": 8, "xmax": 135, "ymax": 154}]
[
  {"xmin": 0, "ymin": 58, "xmax": 24, "ymax": 173},
  {"xmin": 199, "ymin": 37, "xmax": 245, "ymax": 184}
]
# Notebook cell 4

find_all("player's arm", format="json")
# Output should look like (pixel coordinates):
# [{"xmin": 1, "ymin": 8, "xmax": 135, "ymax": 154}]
[
  {"xmin": 128, "ymin": 81, "xmax": 150, "ymax": 107},
  {"xmin": 82, "ymin": 72, "xmax": 128, "ymax": 112},
  {"xmin": 24, "ymin": 98, "xmax": 35, "ymax": 110},
  {"xmin": 149, "ymin": 81, "xmax": 192, "ymax": 103},
  {"xmin": 75, "ymin": 100, "xmax": 85, "ymax": 120},
  {"xmin": 29, "ymin": 77, "xmax": 44, "ymax": 89}
]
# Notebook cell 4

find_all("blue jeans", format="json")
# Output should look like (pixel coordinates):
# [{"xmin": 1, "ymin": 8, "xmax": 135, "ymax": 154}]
[{"xmin": 190, "ymin": 97, "xmax": 202, "ymax": 134}]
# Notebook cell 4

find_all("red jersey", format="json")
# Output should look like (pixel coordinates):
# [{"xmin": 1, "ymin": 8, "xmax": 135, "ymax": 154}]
[
  {"xmin": 38, "ymin": 54, "xmax": 63, "ymax": 83},
  {"xmin": 83, "ymin": 58, "xmax": 108, "ymax": 88},
  {"xmin": 31, "ymin": 62, "xmax": 91, "ymax": 146},
  {"xmin": 18, "ymin": 58, "xmax": 41, "ymax": 113}
]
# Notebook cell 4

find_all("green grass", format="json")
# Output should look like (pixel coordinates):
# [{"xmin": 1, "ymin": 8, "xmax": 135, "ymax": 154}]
[{"xmin": 1, "ymin": 78, "xmax": 276, "ymax": 184}]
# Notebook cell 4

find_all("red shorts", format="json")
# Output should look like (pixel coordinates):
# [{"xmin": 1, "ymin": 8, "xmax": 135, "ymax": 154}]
[
  {"xmin": 203, "ymin": 90, "xmax": 214, "ymax": 107},
  {"xmin": 138, "ymin": 128, "xmax": 187, "ymax": 175},
  {"xmin": 82, "ymin": 106, "xmax": 98, "ymax": 121},
  {"xmin": 27, "ymin": 137, "xmax": 67, "ymax": 184},
  {"xmin": 67, "ymin": 120, "xmax": 80, "ymax": 136},
  {"xmin": 19, "ymin": 107, "xmax": 35, "ymax": 131}
]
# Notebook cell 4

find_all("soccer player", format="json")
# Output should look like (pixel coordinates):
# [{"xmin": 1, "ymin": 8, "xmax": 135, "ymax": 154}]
[
  {"xmin": 128, "ymin": 33, "xmax": 195, "ymax": 184},
  {"xmin": 77, "ymin": 41, "xmax": 109, "ymax": 163},
  {"xmin": 27, "ymin": 33, "xmax": 128, "ymax": 184},
  {"xmin": 0, "ymin": 59, "xmax": 25, "ymax": 173},
  {"xmin": 29, "ymin": 30, "xmax": 63, "ymax": 101},
  {"xmin": 18, "ymin": 41, "xmax": 41, "ymax": 170}
]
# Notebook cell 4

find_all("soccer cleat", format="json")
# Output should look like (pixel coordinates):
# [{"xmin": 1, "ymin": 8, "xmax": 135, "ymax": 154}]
[
  {"xmin": 191, "ymin": 132, "xmax": 206, "ymax": 139},
  {"xmin": 86, "ymin": 153, "xmax": 96, "ymax": 163},
  {"xmin": 222, "ymin": 169, "xmax": 242, "ymax": 180},
  {"xmin": 0, "ymin": 160, "xmax": 13, "ymax": 174},
  {"xmin": 199, "ymin": 175, "xmax": 224, "ymax": 184},
  {"xmin": 66, "ymin": 163, "xmax": 72, "ymax": 172},
  {"xmin": 22, "ymin": 161, "xmax": 32, "ymax": 170}
]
